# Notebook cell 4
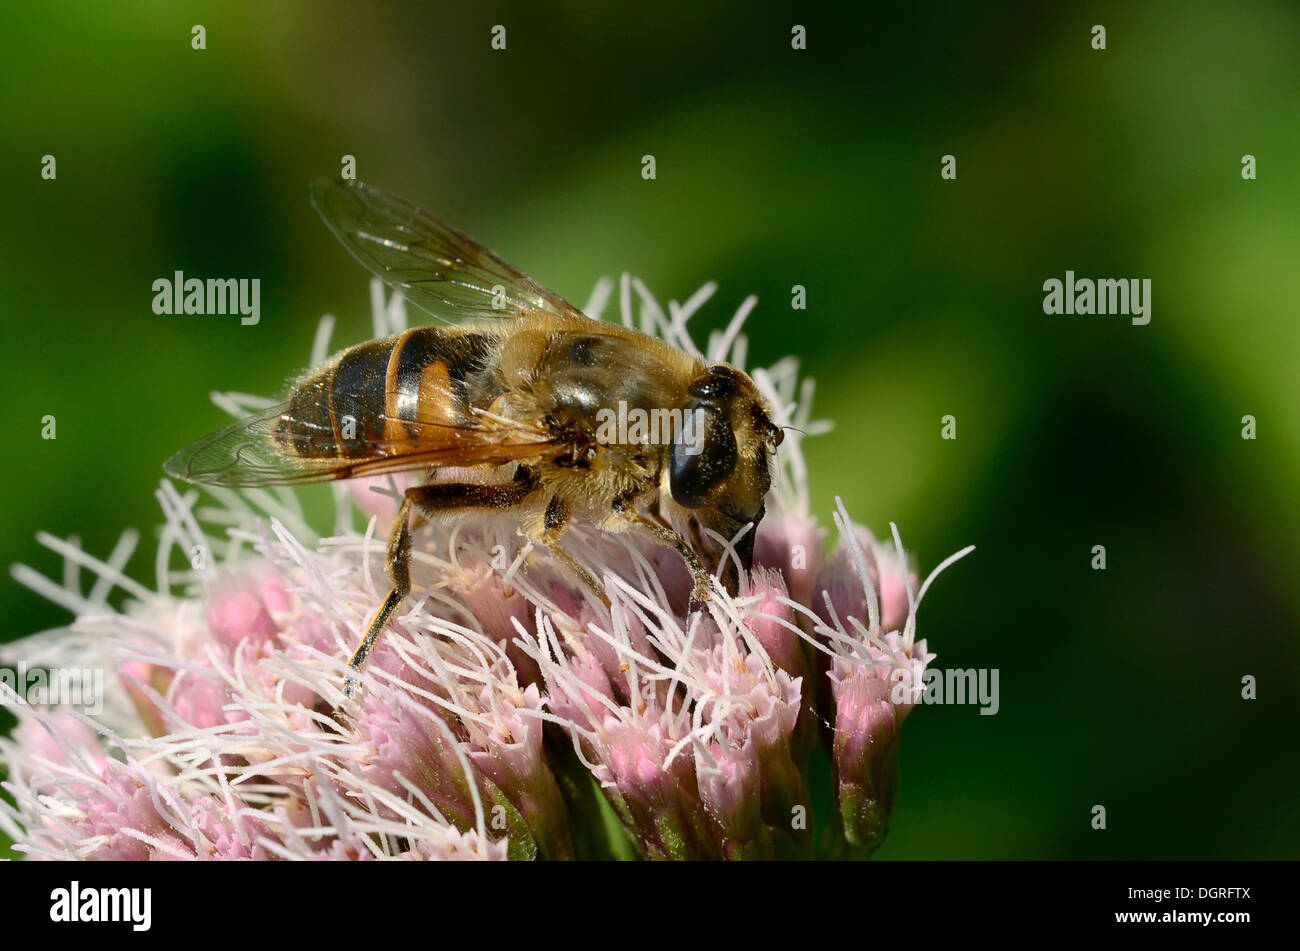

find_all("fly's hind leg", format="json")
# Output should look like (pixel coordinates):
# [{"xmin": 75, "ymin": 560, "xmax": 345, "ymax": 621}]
[
  {"xmin": 342, "ymin": 471, "xmax": 536, "ymax": 700},
  {"xmin": 343, "ymin": 493, "xmax": 415, "ymax": 700}
]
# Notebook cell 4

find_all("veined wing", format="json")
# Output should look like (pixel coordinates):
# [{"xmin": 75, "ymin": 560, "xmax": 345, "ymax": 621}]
[
  {"xmin": 163, "ymin": 396, "xmax": 557, "ymax": 488},
  {"xmin": 309, "ymin": 178, "xmax": 586, "ymax": 325}
]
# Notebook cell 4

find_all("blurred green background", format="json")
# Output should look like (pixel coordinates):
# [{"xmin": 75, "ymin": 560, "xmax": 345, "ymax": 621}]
[{"xmin": 2, "ymin": 1, "xmax": 1297, "ymax": 859}]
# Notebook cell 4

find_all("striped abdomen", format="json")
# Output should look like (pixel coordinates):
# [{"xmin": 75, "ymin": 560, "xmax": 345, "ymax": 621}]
[{"xmin": 278, "ymin": 326, "xmax": 498, "ymax": 459}]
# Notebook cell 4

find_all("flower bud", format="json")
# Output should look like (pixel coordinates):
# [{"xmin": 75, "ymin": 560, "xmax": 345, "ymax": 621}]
[
  {"xmin": 827, "ymin": 631, "xmax": 933, "ymax": 855},
  {"xmin": 447, "ymin": 561, "xmax": 540, "ymax": 686},
  {"xmin": 754, "ymin": 512, "xmax": 824, "ymax": 608},
  {"xmin": 695, "ymin": 648, "xmax": 806, "ymax": 859},
  {"xmin": 596, "ymin": 708, "xmax": 720, "ymax": 860}
]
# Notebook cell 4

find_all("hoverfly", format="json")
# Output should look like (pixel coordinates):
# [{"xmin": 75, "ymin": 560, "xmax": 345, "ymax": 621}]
[{"xmin": 165, "ymin": 180, "xmax": 783, "ymax": 697}]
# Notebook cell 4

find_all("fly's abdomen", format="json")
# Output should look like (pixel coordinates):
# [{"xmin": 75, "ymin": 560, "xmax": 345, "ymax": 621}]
[{"xmin": 277, "ymin": 327, "xmax": 497, "ymax": 459}]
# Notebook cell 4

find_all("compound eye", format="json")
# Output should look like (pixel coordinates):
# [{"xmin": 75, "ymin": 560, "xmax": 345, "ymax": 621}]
[{"xmin": 668, "ymin": 405, "xmax": 737, "ymax": 508}]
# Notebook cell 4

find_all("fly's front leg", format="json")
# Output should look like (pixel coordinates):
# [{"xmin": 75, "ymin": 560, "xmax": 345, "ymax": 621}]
[
  {"xmin": 614, "ymin": 498, "xmax": 712, "ymax": 604},
  {"xmin": 343, "ymin": 494, "xmax": 414, "ymax": 700}
]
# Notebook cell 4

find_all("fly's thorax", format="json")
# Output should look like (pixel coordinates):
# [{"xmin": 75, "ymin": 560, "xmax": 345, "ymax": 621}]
[{"xmin": 529, "ymin": 326, "xmax": 704, "ymax": 444}]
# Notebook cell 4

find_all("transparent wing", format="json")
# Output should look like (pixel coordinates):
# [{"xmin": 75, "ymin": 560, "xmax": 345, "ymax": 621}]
[
  {"xmin": 164, "ymin": 397, "xmax": 558, "ymax": 488},
  {"xmin": 309, "ymin": 178, "xmax": 585, "ymax": 325}
]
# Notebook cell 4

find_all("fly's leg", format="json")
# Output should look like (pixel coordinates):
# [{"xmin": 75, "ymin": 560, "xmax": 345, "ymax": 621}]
[
  {"xmin": 342, "ymin": 472, "xmax": 535, "ymax": 700},
  {"xmin": 343, "ymin": 494, "xmax": 414, "ymax": 700},
  {"xmin": 614, "ymin": 499, "xmax": 712, "ymax": 604},
  {"xmin": 536, "ymin": 496, "xmax": 609, "ymax": 608}
]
